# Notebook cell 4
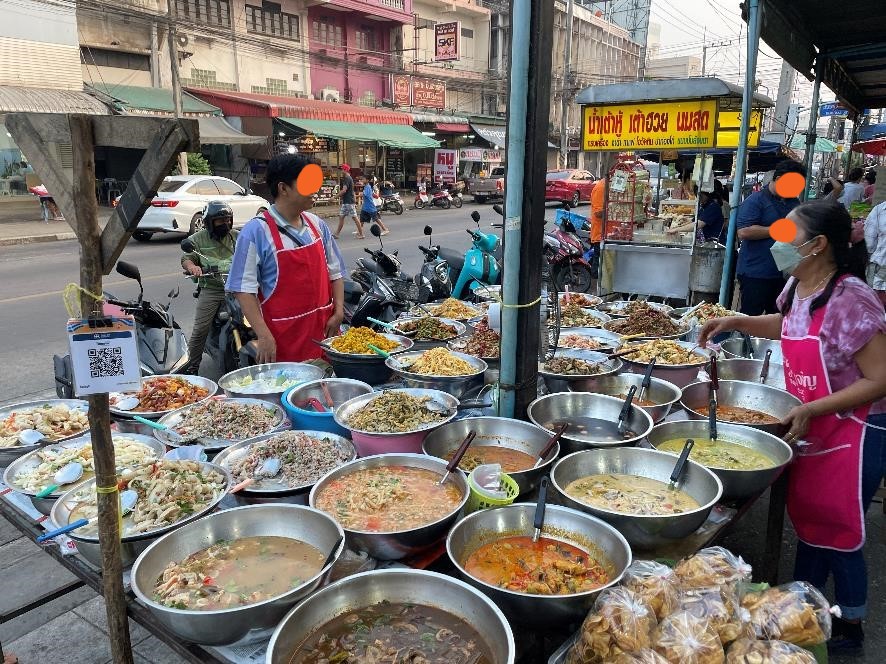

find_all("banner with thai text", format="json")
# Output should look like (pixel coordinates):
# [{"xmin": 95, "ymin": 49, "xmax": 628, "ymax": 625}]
[{"xmin": 582, "ymin": 100, "xmax": 718, "ymax": 151}]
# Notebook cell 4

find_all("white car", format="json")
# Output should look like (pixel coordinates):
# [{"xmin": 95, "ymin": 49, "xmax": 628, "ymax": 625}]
[{"xmin": 131, "ymin": 176, "xmax": 269, "ymax": 241}]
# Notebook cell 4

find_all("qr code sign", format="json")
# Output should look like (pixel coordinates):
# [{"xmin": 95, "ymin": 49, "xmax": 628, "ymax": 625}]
[{"xmin": 88, "ymin": 346, "xmax": 124, "ymax": 378}]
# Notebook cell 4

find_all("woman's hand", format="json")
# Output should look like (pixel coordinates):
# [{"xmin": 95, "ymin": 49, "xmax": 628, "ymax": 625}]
[
  {"xmin": 781, "ymin": 403, "xmax": 815, "ymax": 445},
  {"xmin": 254, "ymin": 333, "xmax": 277, "ymax": 364},
  {"xmin": 325, "ymin": 311, "xmax": 344, "ymax": 338},
  {"xmin": 698, "ymin": 316, "xmax": 740, "ymax": 347}
]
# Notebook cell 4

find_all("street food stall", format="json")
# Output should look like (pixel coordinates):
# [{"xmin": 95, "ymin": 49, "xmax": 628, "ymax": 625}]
[{"xmin": 576, "ymin": 78, "xmax": 772, "ymax": 301}]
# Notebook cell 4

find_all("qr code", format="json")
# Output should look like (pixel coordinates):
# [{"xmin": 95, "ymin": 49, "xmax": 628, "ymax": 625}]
[{"xmin": 88, "ymin": 346, "xmax": 124, "ymax": 378}]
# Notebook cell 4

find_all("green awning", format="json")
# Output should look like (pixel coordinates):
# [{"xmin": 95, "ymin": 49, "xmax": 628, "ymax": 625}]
[
  {"xmin": 790, "ymin": 134, "xmax": 839, "ymax": 153},
  {"xmin": 279, "ymin": 118, "xmax": 439, "ymax": 148},
  {"xmin": 88, "ymin": 83, "xmax": 220, "ymax": 115}
]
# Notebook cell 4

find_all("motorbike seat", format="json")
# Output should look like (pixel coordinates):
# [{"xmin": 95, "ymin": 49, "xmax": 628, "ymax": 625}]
[
  {"xmin": 438, "ymin": 248, "xmax": 465, "ymax": 275},
  {"xmin": 343, "ymin": 279, "xmax": 363, "ymax": 304}
]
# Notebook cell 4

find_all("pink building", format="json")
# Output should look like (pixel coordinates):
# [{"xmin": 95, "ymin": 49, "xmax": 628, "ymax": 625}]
[{"xmin": 307, "ymin": 0, "xmax": 413, "ymax": 105}]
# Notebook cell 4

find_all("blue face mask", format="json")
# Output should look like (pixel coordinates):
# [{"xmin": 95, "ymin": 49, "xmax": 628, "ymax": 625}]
[{"xmin": 770, "ymin": 237, "xmax": 816, "ymax": 275}]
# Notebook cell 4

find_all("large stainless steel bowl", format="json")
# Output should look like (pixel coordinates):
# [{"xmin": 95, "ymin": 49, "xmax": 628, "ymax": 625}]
[
  {"xmin": 322, "ymin": 332, "xmax": 414, "ymax": 360},
  {"xmin": 551, "ymin": 308, "xmax": 611, "ymax": 329},
  {"xmin": 555, "ymin": 327, "xmax": 623, "ymax": 353},
  {"xmin": 0, "ymin": 399, "xmax": 89, "ymax": 467},
  {"xmin": 154, "ymin": 397, "xmax": 288, "ymax": 452},
  {"xmin": 212, "ymin": 430, "xmax": 357, "ymax": 505},
  {"xmin": 130, "ymin": 504, "xmax": 344, "ymax": 645},
  {"xmin": 596, "ymin": 300, "xmax": 673, "ymax": 318},
  {"xmin": 557, "ymin": 292, "xmax": 603, "ymax": 309},
  {"xmin": 570, "ymin": 373, "xmax": 681, "ymax": 424},
  {"xmin": 721, "ymin": 336, "xmax": 784, "ymax": 364},
  {"xmin": 4, "ymin": 432, "xmax": 165, "ymax": 516},
  {"xmin": 334, "ymin": 388, "xmax": 459, "ymax": 437},
  {"xmin": 387, "ymin": 350, "xmax": 487, "ymax": 398},
  {"xmin": 539, "ymin": 350, "xmax": 624, "ymax": 394},
  {"xmin": 422, "ymin": 417, "xmax": 557, "ymax": 495},
  {"xmin": 550, "ymin": 448, "xmax": 723, "ymax": 549},
  {"xmin": 50, "ymin": 459, "xmax": 229, "ymax": 567},
  {"xmin": 391, "ymin": 317, "xmax": 466, "ymax": 351},
  {"xmin": 109, "ymin": 375, "xmax": 218, "ymax": 419},
  {"xmin": 528, "ymin": 392, "xmax": 653, "ymax": 454},
  {"xmin": 603, "ymin": 318, "xmax": 690, "ymax": 341},
  {"xmin": 285, "ymin": 378, "xmax": 373, "ymax": 412},
  {"xmin": 322, "ymin": 334, "xmax": 413, "ymax": 385},
  {"xmin": 266, "ymin": 569, "xmax": 515, "ymax": 664},
  {"xmin": 717, "ymin": 358, "xmax": 786, "ymax": 390},
  {"xmin": 218, "ymin": 362, "xmax": 324, "ymax": 405},
  {"xmin": 446, "ymin": 503, "xmax": 631, "ymax": 625},
  {"xmin": 680, "ymin": 380, "xmax": 801, "ymax": 436},
  {"xmin": 621, "ymin": 340, "xmax": 712, "ymax": 388},
  {"xmin": 647, "ymin": 420, "xmax": 793, "ymax": 500},
  {"xmin": 309, "ymin": 453, "xmax": 468, "ymax": 560}
]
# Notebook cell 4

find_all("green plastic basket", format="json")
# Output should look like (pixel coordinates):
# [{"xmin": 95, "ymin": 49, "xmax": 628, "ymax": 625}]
[{"xmin": 464, "ymin": 471, "xmax": 520, "ymax": 514}]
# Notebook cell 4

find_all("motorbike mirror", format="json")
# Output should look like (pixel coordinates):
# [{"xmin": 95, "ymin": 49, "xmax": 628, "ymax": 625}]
[
  {"xmin": 471, "ymin": 211, "xmax": 481, "ymax": 224},
  {"xmin": 370, "ymin": 224, "xmax": 382, "ymax": 238},
  {"xmin": 116, "ymin": 260, "xmax": 142, "ymax": 283},
  {"xmin": 492, "ymin": 204, "xmax": 504, "ymax": 217},
  {"xmin": 180, "ymin": 238, "xmax": 196, "ymax": 253},
  {"xmin": 562, "ymin": 220, "xmax": 576, "ymax": 234},
  {"xmin": 423, "ymin": 225, "xmax": 433, "ymax": 236},
  {"xmin": 563, "ymin": 201, "xmax": 571, "ymax": 211},
  {"xmin": 167, "ymin": 286, "xmax": 180, "ymax": 300}
]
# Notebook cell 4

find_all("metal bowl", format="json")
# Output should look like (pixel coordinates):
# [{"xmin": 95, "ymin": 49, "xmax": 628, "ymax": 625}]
[
  {"xmin": 647, "ymin": 420, "xmax": 794, "ymax": 500},
  {"xmin": 212, "ymin": 430, "xmax": 357, "ymax": 505},
  {"xmin": 721, "ymin": 336, "xmax": 784, "ymax": 364},
  {"xmin": 387, "ymin": 350, "xmax": 487, "ymax": 399},
  {"xmin": 550, "ymin": 448, "xmax": 723, "ymax": 549},
  {"xmin": 4, "ymin": 432, "xmax": 165, "ymax": 515},
  {"xmin": 109, "ymin": 375, "xmax": 218, "ymax": 419},
  {"xmin": 620, "ymin": 340, "xmax": 712, "ymax": 388},
  {"xmin": 446, "ymin": 503, "xmax": 631, "ymax": 625},
  {"xmin": 130, "ymin": 504, "xmax": 344, "ymax": 645},
  {"xmin": 266, "ymin": 568, "xmax": 515, "ymax": 664},
  {"xmin": 555, "ymin": 327, "xmax": 623, "ymax": 353},
  {"xmin": 603, "ymin": 318, "xmax": 689, "ymax": 341},
  {"xmin": 154, "ymin": 397, "xmax": 288, "ymax": 451},
  {"xmin": 218, "ymin": 362, "xmax": 324, "ymax": 405},
  {"xmin": 551, "ymin": 308, "xmax": 611, "ymax": 329},
  {"xmin": 539, "ymin": 350, "xmax": 624, "ymax": 394},
  {"xmin": 391, "ymin": 317, "xmax": 467, "ymax": 351},
  {"xmin": 557, "ymin": 292, "xmax": 603, "ymax": 308},
  {"xmin": 324, "ymin": 334, "xmax": 413, "ymax": 384},
  {"xmin": 334, "ymin": 388, "xmax": 459, "ymax": 437},
  {"xmin": 322, "ymin": 332, "xmax": 414, "ymax": 360},
  {"xmin": 597, "ymin": 300, "xmax": 674, "ymax": 318},
  {"xmin": 50, "ymin": 459, "xmax": 229, "ymax": 567},
  {"xmin": 422, "ymin": 417, "xmax": 558, "ymax": 495},
  {"xmin": 570, "ymin": 373, "xmax": 682, "ymax": 424},
  {"xmin": 414, "ymin": 299, "xmax": 485, "ymax": 321},
  {"xmin": 717, "ymin": 358, "xmax": 786, "ymax": 390},
  {"xmin": 680, "ymin": 380, "xmax": 801, "ymax": 436},
  {"xmin": 0, "ymin": 399, "xmax": 89, "ymax": 467},
  {"xmin": 309, "ymin": 453, "xmax": 469, "ymax": 560},
  {"xmin": 447, "ymin": 335, "xmax": 501, "ymax": 369},
  {"xmin": 528, "ymin": 392, "xmax": 653, "ymax": 454},
  {"xmin": 285, "ymin": 378, "xmax": 373, "ymax": 412}
]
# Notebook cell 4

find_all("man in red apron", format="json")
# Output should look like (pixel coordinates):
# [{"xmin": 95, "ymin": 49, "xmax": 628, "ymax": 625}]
[{"xmin": 227, "ymin": 155, "xmax": 345, "ymax": 363}]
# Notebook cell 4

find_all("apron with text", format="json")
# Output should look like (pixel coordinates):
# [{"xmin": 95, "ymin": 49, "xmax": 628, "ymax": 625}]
[
  {"xmin": 259, "ymin": 211, "xmax": 332, "ymax": 362},
  {"xmin": 782, "ymin": 282, "xmax": 871, "ymax": 551}
]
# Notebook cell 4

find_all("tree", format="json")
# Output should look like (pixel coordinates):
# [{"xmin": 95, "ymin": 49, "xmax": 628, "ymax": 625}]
[{"xmin": 172, "ymin": 153, "xmax": 212, "ymax": 175}]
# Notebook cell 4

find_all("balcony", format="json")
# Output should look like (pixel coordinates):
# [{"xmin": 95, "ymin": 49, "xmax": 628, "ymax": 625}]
[
  {"xmin": 420, "ymin": 0, "xmax": 489, "ymax": 15},
  {"xmin": 305, "ymin": 0, "xmax": 412, "ymax": 23}
]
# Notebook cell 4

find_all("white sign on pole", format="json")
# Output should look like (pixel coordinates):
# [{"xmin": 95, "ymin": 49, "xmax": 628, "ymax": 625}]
[
  {"xmin": 434, "ymin": 149, "xmax": 458, "ymax": 183},
  {"xmin": 67, "ymin": 316, "xmax": 141, "ymax": 395}
]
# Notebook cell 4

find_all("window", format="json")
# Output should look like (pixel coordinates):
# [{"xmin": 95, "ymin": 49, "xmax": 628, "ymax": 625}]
[
  {"xmin": 246, "ymin": 1, "xmax": 300, "ymax": 41},
  {"xmin": 461, "ymin": 27, "xmax": 473, "ymax": 38},
  {"xmin": 192, "ymin": 180, "xmax": 221, "ymax": 196},
  {"xmin": 80, "ymin": 47, "xmax": 150, "ymax": 71},
  {"xmin": 355, "ymin": 26, "xmax": 376, "ymax": 52},
  {"xmin": 312, "ymin": 16, "xmax": 343, "ymax": 47},
  {"xmin": 176, "ymin": 0, "xmax": 231, "ymax": 27},
  {"xmin": 214, "ymin": 179, "xmax": 243, "ymax": 195}
]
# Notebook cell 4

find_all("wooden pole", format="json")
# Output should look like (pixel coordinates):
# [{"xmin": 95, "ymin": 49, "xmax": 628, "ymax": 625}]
[{"xmin": 69, "ymin": 114, "xmax": 134, "ymax": 664}]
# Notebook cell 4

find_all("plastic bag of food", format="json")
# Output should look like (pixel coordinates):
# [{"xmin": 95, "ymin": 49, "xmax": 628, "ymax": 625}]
[
  {"xmin": 725, "ymin": 637, "xmax": 817, "ymax": 663},
  {"xmin": 566, "ymin": 587, "xmax": 658, "ymax": 664},
  {"xmin": 653, "ymin": 610, "xmax": 725, "ymax": 664},
  {"xmin": 678, "ymin": 585, "xmax": 752, "ymax": 646},
  {"xmin": 612, "ymin": 649, "xmax": 670, "ymax": 664},
  {"xmin": 622, "ymin": 560, "xmax": 680, "ymax": 620},
  {"xmin": 675, "ymin": 546, "xmax": 752, "ymax": 589},
  {"xmin": 740, "ymin": 582, "xmax": 832, "ymax": 646}
]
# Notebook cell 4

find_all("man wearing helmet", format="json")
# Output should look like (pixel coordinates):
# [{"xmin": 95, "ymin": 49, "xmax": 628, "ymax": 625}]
[{"xmin": 181, "ymin": 201, "xmax": 237, "ymax": 373}]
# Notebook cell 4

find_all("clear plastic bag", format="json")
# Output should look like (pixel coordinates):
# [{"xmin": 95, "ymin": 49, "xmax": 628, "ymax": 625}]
[
  {"xmin": 674, "ymin": 546, "xmax": 753, "ymax": 589},
  {"xmin": 677, "ymin": 585, "xmax": 752, "ymax": 646},
  {"xmin": 622, "ymin": 560, "xmax": 680, "ymax": 620},
  {"xmin": 725, "ymin": 637, "xmax": 817, "ymax": 663},
  {"xmin": 612, "ymin": 649, "xmax": 670, "ymax": 664},
  {"xmin": 566, "ymin": 587, "xmax": 658, "ymax": 664},
  {"xmin": 653, "ymin": 610, "xmax": 725, "ymax": 664},
  {"xmin": 740, "ymin": 581, "xmax": 832, "ymax": 646}
]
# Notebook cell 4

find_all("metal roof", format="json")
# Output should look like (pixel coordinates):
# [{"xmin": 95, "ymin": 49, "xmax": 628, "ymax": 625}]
[
  {"xmin": 278, "ymin": 118, "xmax": 439, "ymax": 148},
  {"xmin": 751, "ymin": 1, "xmax": 886, "ymax": 115},
  {"xmin": 88, "ymin": 83, "xmax": 220, "ymax": 115},
  {"xmin": 0, "ymin": 86, "xmax": 110, "ymax": 114},
  {"xmin": 575, "ymin": 77, "xmax": 773, "ymax": 107},
  {"xmin": 197, "ymin": 117, "xmax": 266, "ymax": 145}
]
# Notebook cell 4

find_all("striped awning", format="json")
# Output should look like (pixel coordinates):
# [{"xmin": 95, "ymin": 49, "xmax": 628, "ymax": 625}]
[{"xmin": 0, "ymin": 86, "xmax": 110, "ymax": 114}]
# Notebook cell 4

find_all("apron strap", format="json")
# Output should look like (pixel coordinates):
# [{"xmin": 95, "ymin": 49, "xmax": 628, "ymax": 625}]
[
  {"xmin": 262, "ymin": 210, "xmax": 285, "ymax": 251},
  {"xmin": 300, "ymin": 212, "xmax": 322, "ymax": 242},
  {"xmin": 807, "ymin": 274, "xmax": 851, "ymax": 336}
]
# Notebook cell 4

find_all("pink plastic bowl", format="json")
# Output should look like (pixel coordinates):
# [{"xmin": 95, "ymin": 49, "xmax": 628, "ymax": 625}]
[{"xmin": 350, "ymin": 430, "xmax": 429, "ymax": 457}]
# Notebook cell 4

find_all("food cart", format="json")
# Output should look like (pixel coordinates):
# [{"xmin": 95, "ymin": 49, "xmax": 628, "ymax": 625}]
[{"xmin": 576, "ymin": 78, "xmax": 772, "ymax": 301}]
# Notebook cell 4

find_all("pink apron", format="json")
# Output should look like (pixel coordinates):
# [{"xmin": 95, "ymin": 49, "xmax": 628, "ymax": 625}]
[{"xmin": 782, "ymin": 281, "xmax": 871, "ymax": 551}]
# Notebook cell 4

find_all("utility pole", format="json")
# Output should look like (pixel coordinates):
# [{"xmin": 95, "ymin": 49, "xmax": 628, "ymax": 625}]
[
  {"xmin": 167, "ymin": 0, "xmax": 188, "ymax": 175},
  {"xmin": 771, "ymin": 60, "xmax": 796, "ymax": 134},
  {"xmin": 559, "ymin": 0, "xmax": 574, "ymax": 169}
]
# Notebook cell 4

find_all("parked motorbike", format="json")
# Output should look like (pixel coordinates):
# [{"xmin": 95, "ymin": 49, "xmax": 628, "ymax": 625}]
[
  {"xmin": 349, "ymin": 225, "xmax": 414, "ymax": 326},
  {"xmin": 546, "ymin": 213, "xmax": 595, "ymax": 293},
  {"xmin": 417, "ymin": 225, "xmax": 453, "ymax": 301},
  {"xmin": 379, "ymin": 184, "xmax": 405, "ymax": 215},
  {"xmin": 437, "ymin": 209, "xmax": 502, "ymax": 299},
  {"xmin": 414, "ymin": 186, "xmax": 452, "ymax": 210}
]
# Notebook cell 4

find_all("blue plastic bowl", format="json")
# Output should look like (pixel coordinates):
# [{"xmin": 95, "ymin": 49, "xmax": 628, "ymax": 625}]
[{"xmin": 282, "ymin": 380, "xmax": 372, "ymax": 438}]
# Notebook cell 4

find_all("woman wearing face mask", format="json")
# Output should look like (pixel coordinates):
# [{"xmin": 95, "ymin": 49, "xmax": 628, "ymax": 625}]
[{"xmin": 699, "ymin": 200, "xmax": 886, "ymax": 654}]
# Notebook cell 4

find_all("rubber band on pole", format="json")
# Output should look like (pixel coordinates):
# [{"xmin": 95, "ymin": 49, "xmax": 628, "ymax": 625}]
[
  {"xmin": 95, "ymin": 485, "xmax": 119, "ymax": 494},
  {"xmin": 95, "ymin": 484, "xmax": 124, "ymax": 539},
  {"xmin": 488, "ymin": 293, "xmax": 542, "ymax": 309},
  {"xmin": 63, "ymin": 283, "xmax": 106, "ymax": 318}
]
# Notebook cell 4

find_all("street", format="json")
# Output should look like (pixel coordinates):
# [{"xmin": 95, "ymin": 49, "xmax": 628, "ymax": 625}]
[{"xmin": 0, "ymin": 201, "xmax": 569, "ymax": 405}]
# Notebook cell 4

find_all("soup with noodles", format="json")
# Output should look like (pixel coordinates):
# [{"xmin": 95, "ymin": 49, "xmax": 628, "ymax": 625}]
[
  {"xmin": 153, "ymin": 536, "xmax": 324, "ymax": 611},
  {"xmin": 289, "ymin": 602, "xmax": 491, "ymax": 664},
  {"xmin": 564, "ymin": 474, "xmax": 699, "ymax": 515},
  {"xmin": 444, "ymin": 446, "xmax": 537, "ymax": 473},
  {"xmin": 657, "ymin": 438, "xmax": 775, "ymax": 470},
  {"xmin": 314, "ymin": 466, "xmax": 463, "ymax": 531}
]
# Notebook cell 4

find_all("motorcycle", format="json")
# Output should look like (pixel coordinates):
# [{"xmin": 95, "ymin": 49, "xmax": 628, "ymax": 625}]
[
  {"xmin": 349, "ymin": 225, "xmax": 414, "ymax": 326},
  {"xmin": 414, "ymin": 185, "xmax": 452, "ymax": 210},
  {"xmin": 417, "ymin": 225, "xmax": 453, "ymax": 301},
  {"xmin": 437, "ymin": 208, "xmax": 502, "ymax": 299},
  {"xmin": 546, "ymin": 214, "xmax": 595, "ymax": 293},
  {"xmin": 379, "ymin": 183, "xmax": 405, "ymax": 215}
]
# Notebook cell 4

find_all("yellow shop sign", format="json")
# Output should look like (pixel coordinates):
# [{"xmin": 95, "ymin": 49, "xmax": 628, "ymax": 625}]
[{"xmin": 582, "ymin": 100, "xmax": 718, "ymax": 151}]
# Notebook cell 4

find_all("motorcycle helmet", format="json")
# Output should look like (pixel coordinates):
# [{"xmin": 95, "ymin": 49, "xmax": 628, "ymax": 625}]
[{"xmin": 205, "ymin": 200, "xmax": 234, "ymax": 238}]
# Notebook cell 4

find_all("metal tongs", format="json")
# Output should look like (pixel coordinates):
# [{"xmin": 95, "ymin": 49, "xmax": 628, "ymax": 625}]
[
  {"xmin": 532, "ymin": 477, "xmax": 549, "ymax": 543},
  {"xmin": 759, "ymin": 349, "xmax": 773, "ymax": 384},
  {"xmin": 617, "ymin": 385, "xmax": 638, "ymax": 434},
  {"xmin": 638, "ymin": 358, "xmax": 657, "ymax": 404},
  {"xmin": 708, "ymin": 356, "xmax": 719, "ymax": 441}
]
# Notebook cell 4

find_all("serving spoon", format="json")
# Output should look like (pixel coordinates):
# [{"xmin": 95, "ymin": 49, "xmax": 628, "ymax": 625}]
[
  {"xmin": 35, "ymin": 462, "xmax": 84, "ymax": 498},
  {"xmin": 437, "ymin": 431, "xmax": 476, "ymax": 485},
  {"xmin": 667, "ymin": 440, "xmax": 695, "ymax": 492},
  {"xmin": 534, "ymin": 423, "xmax": 568, "ymax": 468},
  {"xmin": 113, "ymin": 396, "xmax": 141, "ymax": 412},
  {"xmin": 759, "ymin": 349, "xmax": 773, "ymax": 384},
  {"xmin": 532, "ymin": 477, "xmax": 549, "ymax": 543},
  {"xmin": 36, "ymin": 489, "xmax": 139, "ymax": 542},
  {"xmin": 229, "ymin": 457, "xmax": 283, "ymax": 494},
  {"xmin": 18, "ymin": 429, "xmax": 47, "ymax": 446}
]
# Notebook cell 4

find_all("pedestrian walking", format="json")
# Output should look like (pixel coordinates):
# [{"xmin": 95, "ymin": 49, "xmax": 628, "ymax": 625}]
[
  {"xmin": 335, "ymin": 164, "xmax": 359, "ymax": 239},
  {"xmin": 361, "ymin": 176, "xmax": 389, "ymax": 236}
]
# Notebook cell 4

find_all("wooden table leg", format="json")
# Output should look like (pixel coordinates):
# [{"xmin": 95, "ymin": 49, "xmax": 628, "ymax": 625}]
[{"xmin": 761, "ymin": 471, "xmax": 789, "ymax": 585}]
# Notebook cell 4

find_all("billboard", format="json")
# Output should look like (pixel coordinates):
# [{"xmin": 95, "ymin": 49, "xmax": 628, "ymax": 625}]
[
  {"xmin": 434, "ymin": 21, "xmax": 460, "ymax": 61},
  {"xmin": 581, "ymin": 100, "xmax": 718, "ymax": 151},
  {"xmin": 433, "ymin": 149, "xmax": 457, "ymax": 183},
  {"xmin": 413, "ymin": 78, "xmax": 446, "ymax": 110}
]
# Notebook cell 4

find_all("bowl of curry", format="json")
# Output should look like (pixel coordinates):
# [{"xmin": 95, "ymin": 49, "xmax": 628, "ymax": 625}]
[{"xmin": 680, "ymin": 380, "xmax": 801, "ymax": 436}]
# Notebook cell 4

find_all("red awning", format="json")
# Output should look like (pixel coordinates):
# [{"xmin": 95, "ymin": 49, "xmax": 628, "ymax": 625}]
[
  {"xmin": 435, "ymin": 122, "xmax": 470, "ymax": 133},
  {"xmin": 185, "ymin": 88, "xmax": 413, "ymax": 125}
]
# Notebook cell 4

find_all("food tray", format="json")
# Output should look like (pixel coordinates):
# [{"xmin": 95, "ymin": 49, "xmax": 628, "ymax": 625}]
[
  {"xmin": 321, "ymin": 333, "xmax": 414, "ymax": 360},
  {"xmin": 333, "ymin": 388, "xmax": 459, "ymax": 436},
  {"xmin": 109, "ymin": 375, "xmax": 218, "ymax": 419},
  {"xmin": 0, "ymin": 399, "xmax": 90, "ymax": 466}
]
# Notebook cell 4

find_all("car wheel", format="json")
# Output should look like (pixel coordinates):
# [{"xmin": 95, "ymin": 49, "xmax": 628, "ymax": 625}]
[
  {"xmin": 189, "ymin": 212, "xmax": 204, "ymax": 235},
  {"xmin": 132, "ymin": 231, "xmax": 153, "ymax": 243},
  {"xmin": 474, "ymin": 195, "xmax": 486, "ymax": 204},
  {"xmin": 571, "ymin": 191, "xmax": 581, "ymax": 207}
]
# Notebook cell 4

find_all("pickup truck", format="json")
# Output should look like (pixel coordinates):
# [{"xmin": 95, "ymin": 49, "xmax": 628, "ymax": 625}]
[{"xmin": 468, "ymin": 166, "xmax": 505, "ymax": 203}]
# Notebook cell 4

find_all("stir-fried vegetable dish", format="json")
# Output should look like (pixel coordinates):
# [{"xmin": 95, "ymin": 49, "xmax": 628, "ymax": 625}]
[
  {"xmin": 605, "ymin": 304, "xmax": 683, "ymax": 338},
  {"xmin": 0, "ymin": 403, "xmax": 88, "ymax": 448},
  {"xmin": 553, "ymin": 303, "xmax": 604, "ymax": 328},
  {"xmin": 400, "ymin": 348, "xmax": 478, "ymax": 376},
  {"xmin": 314, "ymin": 466, "xmax": 462, "ymax": 531},
  {"xmin": 680, "ymin": 303, "xmax": 737, "ymax": 325},
  {"xmin": 111, "ymin": 376, "xmax": 209, "ymax": 413},
  {"xmin": 395, "ymin": 317, "xmax": 459, "ymax": 341},
  {"xmin": 330, "ymin": 327, "xmax": 401, "ymax": 355},
  {"xmin": 565, "ymin": 473, "xmax": 700, "ymax": 515},
  {"xmin": 623, "ymin": 340, "xmax": 707, "ymax": 365},
  {"xmin": 291, "ymin": 602, "xmax": 492, "ymax": 664},
  {"xmin": 172, "ymin": 399, "xmax": 278, "ymax": 441},
  {"xmin": 544, "ymin": 357, "xmax": 604, "ymax": 375},
  {"xmin": 558, "ymin": 334, "xmax": 610, "ymax": 350},
  {"xmin": 426, "ymin": 298, "xmax": 480, "ymax": 320},
  {"xmin": 228, "ymin": 432, "xmax": 352, "ymax": 489},
  {"xmin": 658, "ymin": 437, "xmax": 775, "ymax": 470},
  {"xmin": 451, "ymin": 324, "xmax": 500, "ymax": 358},
  {"xmin": 345, "ymin": 391, "xmax": 444, "ymax": 433},
  {"xmin": 154, "ymin": 536, "xmax": 324, "ymax": 611},
  {"xmin": 464, "ymin": 536, "xmax": 610, "ymax": 595},
  {"xmin": 444, "ymin": 446, "xmax": 536, "ymax": 473}
]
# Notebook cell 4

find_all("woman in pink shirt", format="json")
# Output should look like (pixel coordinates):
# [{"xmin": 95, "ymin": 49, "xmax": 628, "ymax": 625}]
[{"xmin": 701, "ymin": 200, "xmax": 886, "ymax": 654}]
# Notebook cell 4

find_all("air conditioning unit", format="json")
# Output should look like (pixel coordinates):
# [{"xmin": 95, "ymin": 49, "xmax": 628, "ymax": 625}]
[{"xmin": 321, "ymin": 87, "xmax": 340, "ymax": 102}]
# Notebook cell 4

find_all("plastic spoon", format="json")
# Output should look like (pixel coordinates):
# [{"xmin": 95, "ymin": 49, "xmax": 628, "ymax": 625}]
[
  {"xmin": 534, "ymin": 423, "xmax": 568, "ymax": 468},
  {"xmin": 709, "ymin": 356, "xmax": 719, "ymax": 441},
  {"xmin": 759, "ymin": 349, "xmax": 773, "ymax": 384},
  {"xmin": 131, "ymin": 415, "xmax": 187, "ymax": 444},
  {"xmin": 617, "ymin": 386, "xmax": 638, "ymax": 434},
  {"xmin": 638, "ymin": 357, "xmax": 657, "ymax": 404},
  {"xmin": 438, "ymin": 431, "xmax": 476, "ymax": 485},
  {"xmin": 366, "ymin": 317, "xmax": 416, "ymax": 338},
  {"xmin": 532, "ymin": 477, "xmax": 549, "ymax": 543},
  {"xmin": 667, "ymin": 439, "xmax": 695, "ymax": 491},
  {"xmin": 113, "ymin": 396, "xmax": 141, "ymax": 411},
  {"xmin": 229, "ymin": 457, "xmax": 283, "ymax": 493},
  {"xmin": 34, "ymin": 462, "xmax": 85, "ymax": 499},
  {"xmin": 36, "ymin": 489, "xmax": 139, "ymax": 542},
  {"xmin": 17, "ymin": 429, "xmax": 46, "ymax": 446}
]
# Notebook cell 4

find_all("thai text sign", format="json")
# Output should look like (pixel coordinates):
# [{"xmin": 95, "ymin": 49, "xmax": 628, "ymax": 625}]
[
  {"xmin": 393, "ymin": 75, "xmax": 411, "ymax": 106},
  {"xmin": 434, "ymin": 21, "xmax": 460, "ymax": 61},
  {"xmin": 413, "ymin": 78, "xmax": 446, "ymax": 109},
  {"xmin": 434, "ymin": 149, "xmax": 457, "ymax": 182},
  {"xmin": 582, "ymin": 100, "xmax": 718, "ymax": 151}
]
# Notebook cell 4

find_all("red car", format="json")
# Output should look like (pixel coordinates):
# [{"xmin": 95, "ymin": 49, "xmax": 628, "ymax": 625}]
[{"xmin": 545, "ymin": 169, "xmax": 597, "ymax": 206}]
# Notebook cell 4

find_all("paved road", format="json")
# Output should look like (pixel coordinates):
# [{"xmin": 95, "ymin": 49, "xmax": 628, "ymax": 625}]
[{"xmin": 0, "ymin": 201, "xmax": 570, "ymax": 404}]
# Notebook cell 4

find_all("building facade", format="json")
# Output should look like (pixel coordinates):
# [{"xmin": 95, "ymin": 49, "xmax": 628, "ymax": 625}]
[{"xmin": 645, "ymin": 55, "xmax": 703, "ymax": 79}]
